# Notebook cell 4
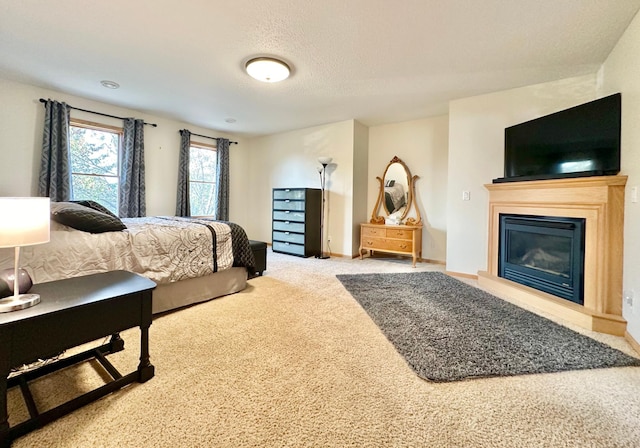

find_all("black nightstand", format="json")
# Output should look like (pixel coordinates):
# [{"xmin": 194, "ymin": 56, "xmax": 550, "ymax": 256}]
[{"xmin": 0, "ymin": 271, "xmax": 156, "ymax": 447}]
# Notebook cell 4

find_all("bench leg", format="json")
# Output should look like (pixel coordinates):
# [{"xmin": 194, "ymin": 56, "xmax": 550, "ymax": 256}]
[
  {"xmin": 137, "ymin": 291, "xmax": 154, "ymax": 383},
  {"xmin": 137, "ymin": 323, "xmax": 154, "ymax": 383},
  {"xmin": 109, "ymin": 333, "xmax": 125, "ymax": 352}
]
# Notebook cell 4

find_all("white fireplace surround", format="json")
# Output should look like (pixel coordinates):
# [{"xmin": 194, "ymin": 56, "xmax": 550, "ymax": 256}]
[{"xmin": 478, "ymin": 175, "xmax": 627, "ymax": 336}]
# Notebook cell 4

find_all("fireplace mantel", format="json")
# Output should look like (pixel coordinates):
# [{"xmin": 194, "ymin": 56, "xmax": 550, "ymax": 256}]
[{"xmin": 478, "ymin": 175, "xmax": 627, "ymax": 335}]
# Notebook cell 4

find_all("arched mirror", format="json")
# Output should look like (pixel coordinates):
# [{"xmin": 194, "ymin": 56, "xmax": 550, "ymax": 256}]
[{"xmin": 370, "ymin": 156, "xmax": 421, "ymax": 226}]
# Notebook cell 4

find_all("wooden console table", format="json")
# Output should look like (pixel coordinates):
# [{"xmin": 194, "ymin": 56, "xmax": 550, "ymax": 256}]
[
  {"xmin": 0, "ymin": 271, "xmax": 156, "ymax": 447},
  {"xmin": 359, "ymin": 223, "xmax": 423, "ymax": 267}
]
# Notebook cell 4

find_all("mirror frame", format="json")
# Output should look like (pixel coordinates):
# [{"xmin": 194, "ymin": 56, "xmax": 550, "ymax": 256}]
[{"xmin": 370, "ymin": 156, "xmax": 422, "ymax": 226}]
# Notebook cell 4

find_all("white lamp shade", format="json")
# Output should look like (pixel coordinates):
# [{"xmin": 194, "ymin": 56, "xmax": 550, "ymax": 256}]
[
  {"xmin": 0, "ymin": 197, "xmax": 50, "ymax": 248},
  {"xmin": 245, "ymin": 57, "xmax": 290, "ymax": 83},
  {"xmin": 318, "ymin": 156, "xmax": 333, "ymax": 165}
]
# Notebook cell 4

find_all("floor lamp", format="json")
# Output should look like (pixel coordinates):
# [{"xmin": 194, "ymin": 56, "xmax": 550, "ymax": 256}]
[
  {"xmin": 316, "ymin": 157, "xmax": 332, "ymax": 259},
  {"xmin": 0, "ymin": 197, "xmax": 50, "ymax": 312}
]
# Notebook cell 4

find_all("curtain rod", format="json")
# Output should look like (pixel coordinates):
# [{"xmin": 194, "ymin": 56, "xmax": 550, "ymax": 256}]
[
  {"xmin": 182, "ymin": 129, "xmax": 238, "ymax": 145},
  {"xmin": 39, "ymin": 98, "xmax": 158, "ymax": 127}
]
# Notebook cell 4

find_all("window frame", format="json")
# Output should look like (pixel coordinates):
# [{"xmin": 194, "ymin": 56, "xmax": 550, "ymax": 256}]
[
  {"xmin": 69, "ymin": 118, "xmax": 123, "ymax": 214},
  {"xmin": 189, "ymin": 141, "xmax": 217, "ymax": 218}
]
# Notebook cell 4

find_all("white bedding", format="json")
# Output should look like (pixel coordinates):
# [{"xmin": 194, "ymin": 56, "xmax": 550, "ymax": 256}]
[
  {"xmin": 0, "ymin": 217, "xmax": 234, "ymax": 285},
  {"xmin": 385, "ymin": 183, "xmax": 406, "ymax": 212}
]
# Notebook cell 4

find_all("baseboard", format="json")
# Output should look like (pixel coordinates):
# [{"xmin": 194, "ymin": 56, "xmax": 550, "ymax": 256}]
[
  {"xmin": 315, "ymin": 252, "xmax": 350, "ymax": 258},
  {"xmin": 445, "ymin": 271, "xmax": 478, "ymax": 280},
  {"xmin": 626, "ymin": 331, "xmax": 640, "ymax": 356},
  {"xmin": 324, "ymin": 253, "xmax": 349, "ymax": 258},
  {"xmin": 359, "ymin": 252, "xmax": 445, "ymax": 265}
]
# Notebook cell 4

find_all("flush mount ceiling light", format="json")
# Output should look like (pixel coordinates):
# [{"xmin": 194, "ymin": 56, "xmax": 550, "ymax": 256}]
[
  {"xmin": 245, "ymin": 57, "xmax": 290, "ymax": 83},
  {"xmin": 100, "ymin": 80, "xmax": 120, "ymax": 89}
]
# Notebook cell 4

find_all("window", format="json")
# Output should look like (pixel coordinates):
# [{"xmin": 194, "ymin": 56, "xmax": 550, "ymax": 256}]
[
  {"xmin": 69, "ymin": 120, "xmax": 122, "ymax": 215},
  {"xmin": 189, "ymin": 143, "xmax": 217, "ymax": 217}
]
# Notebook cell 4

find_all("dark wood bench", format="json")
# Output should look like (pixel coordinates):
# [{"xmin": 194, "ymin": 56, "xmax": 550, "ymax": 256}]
[{"xmin": 249, "ymin": 240, "xmax": 267, "ymax": 276}]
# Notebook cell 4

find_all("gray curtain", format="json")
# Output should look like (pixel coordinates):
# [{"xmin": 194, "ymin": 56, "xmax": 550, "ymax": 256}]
[
  {"xmin": 214, "ymin": 138, "xmax": 230, "ymax": 221},
  {"xmin": 175, "ymin": 129, "xmax": 191, "ymax": 217},
  {"xmin": 38, "ymin": 100, "xmax": 72, "ymax": 201},
  {"xmin": 119, "ymin": 118, "xmax": 146, "ymax": 217}
]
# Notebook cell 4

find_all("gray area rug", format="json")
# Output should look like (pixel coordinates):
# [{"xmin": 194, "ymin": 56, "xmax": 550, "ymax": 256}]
[{"xmin": 337, "ymin": 272, "xmax": 640, "ymax": 382}]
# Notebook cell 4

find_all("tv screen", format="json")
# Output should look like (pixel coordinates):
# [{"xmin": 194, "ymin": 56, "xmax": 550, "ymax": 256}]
[{"xmin": 497, "ymin": 93, "xmax": 621, "ymax": 183}]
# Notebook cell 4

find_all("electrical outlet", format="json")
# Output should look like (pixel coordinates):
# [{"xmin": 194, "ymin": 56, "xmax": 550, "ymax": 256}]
[
  {"xmin": 462, "ymin": 191, "xmax": 470, "ymax": 201},
  {"xmin": 624, "ymin": 289, "xmax": 634, "ymax": 308},
  {"xmin": 632, "ymin": 186, "xmax": 638, "ymax": 203},
  {"xmin": 327, "ymin": 235, "xmax": 332, "ymax": 243}
]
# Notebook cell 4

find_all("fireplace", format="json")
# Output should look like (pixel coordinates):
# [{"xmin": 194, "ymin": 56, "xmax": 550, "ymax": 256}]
[
  {"xmin": 499, "ymin": 214, "xmax": 585, "ymax": 305},
  {"xmin": 479, "ymin": 175, "xmax": 627, "ymax": 336}
]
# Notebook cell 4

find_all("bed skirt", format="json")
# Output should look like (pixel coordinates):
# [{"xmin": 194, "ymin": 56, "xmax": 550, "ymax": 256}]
[{"xmin": 152, "ymin": 267, "xmax": 248, "ymax": 314}]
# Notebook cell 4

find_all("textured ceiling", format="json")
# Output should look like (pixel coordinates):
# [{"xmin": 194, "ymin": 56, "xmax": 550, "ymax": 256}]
[{"xmin": 1, "ymin": 0, "xmax": 639, "ymax": 137}]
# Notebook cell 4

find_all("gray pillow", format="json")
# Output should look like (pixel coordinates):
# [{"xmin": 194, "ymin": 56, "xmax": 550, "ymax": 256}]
[{"xmin": 51, "ymin": 202, "xmax": 126, "ymax": 233}]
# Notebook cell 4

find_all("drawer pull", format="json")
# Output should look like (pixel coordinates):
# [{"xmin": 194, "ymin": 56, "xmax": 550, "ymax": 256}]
[
  {"xmin": 285, "ymin": 211, "xmax": 290, "ymax": 214},
  {"xmin": 285, "ymin": 189, "xmax": 290, "ymax": 192},
  {"xmin": 285, "ymin": 221, "xmax": 290, "ymax": 224},
  {"xmin": 285, "ymin": 199, "xmax": 290, "ymax": 203},
  {"xmin": 285, "ymin": 232, "xmax": 290, "ymax": 235},
  {"xmin": 285, "ymin": 242, "xmax": 290, "ymax": 245}
]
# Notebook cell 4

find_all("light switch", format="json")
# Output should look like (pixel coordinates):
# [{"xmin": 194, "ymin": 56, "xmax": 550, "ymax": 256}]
[
  {"xmin": 462, "ymin": 191, "xmax": 470, "ymax": 201},
  {"xmin": 631, "ymin": 186, "xmax": 638, "ymax": 203}
]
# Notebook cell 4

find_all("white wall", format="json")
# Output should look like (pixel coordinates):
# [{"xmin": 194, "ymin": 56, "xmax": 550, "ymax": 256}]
[
  {"xmin": 245, "ymin": 120, "xmax": 357, "ymax": 256},
  {"xmin": 601, "ymin": 9, "xmax": 640, "ymax": 341},
  {"xmin": 352, "ymin": 121, "xmax": 369, "ymax": 256},
  {"xmin": 446, "ymin": 74, "xmax": 598, "ymax": 275},
  {"xmin": 368, "ymin": 116, "xmax": 449, "ymax": 263},
  {"xmin": 0, "ymin": 78, "xmax": 250, "ymax": 227}
]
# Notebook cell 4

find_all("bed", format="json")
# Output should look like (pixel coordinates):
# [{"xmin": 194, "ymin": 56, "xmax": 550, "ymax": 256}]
[
  {"xmin": 384, "ymin": 183, "xmax": 406, "ymax": 214},
  {"xmin": 0, "ymin": 202, "xmax": 256, "ymax": 314}
]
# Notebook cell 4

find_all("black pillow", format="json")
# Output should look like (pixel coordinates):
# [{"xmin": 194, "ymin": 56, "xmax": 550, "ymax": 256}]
[
  {"xmin": 70, "ymin": 200, "xmax": 119, "ymax": 219},
  {"xmin": 51, "ymin": 202, "xmax": 126, "ymax": 234}
]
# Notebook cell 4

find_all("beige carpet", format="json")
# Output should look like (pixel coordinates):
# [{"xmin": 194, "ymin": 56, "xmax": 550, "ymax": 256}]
[{"xmin": 8, "ymin": 250, "xmax": 640, "ymax": 447}]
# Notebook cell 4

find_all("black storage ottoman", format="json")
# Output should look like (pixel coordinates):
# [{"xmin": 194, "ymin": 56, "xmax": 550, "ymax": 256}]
[{"xmin": 249, "ymin": 240, "xmax": 267, "ymax": 276}]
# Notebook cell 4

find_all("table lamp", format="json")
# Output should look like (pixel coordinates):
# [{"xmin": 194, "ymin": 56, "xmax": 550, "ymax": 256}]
[{"xmin": 0, "ymin": 197, "xmax": 50, "ymax": 312}]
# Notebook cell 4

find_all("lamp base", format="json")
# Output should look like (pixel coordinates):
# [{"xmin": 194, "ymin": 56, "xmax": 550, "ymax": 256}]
[
  {"xmin": 316, "ymin": 254, "xmax": 330, "ymax": 260},
  {"xmin": 0, "ymin": 293, "xmax": 41, "ymax": 313}
]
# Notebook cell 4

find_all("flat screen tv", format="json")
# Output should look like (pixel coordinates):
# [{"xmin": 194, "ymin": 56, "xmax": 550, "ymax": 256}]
[{"xmin": 494, "ymin": 93, "xmax": 621, "ymax": 183}]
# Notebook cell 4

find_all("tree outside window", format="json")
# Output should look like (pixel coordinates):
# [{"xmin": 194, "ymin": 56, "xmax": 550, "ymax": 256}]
[
  {"xmin": 189, "ymin": 144, "xmax": 217, "ymax": 216},
  {"xmin": 69, "ymin": 121, "xmax": 121, "ymax": 215}
]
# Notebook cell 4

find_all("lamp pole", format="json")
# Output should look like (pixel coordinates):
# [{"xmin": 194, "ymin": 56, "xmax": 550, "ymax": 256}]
[{"xmin": 316, "ymin": 157, "xmax": 332, "ymax": 259}]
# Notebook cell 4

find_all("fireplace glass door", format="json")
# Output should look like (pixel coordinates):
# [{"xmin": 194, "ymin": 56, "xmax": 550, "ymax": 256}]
[{"xmin": 498, "ymin": 214, "xmax": 585, "ymax": 304}]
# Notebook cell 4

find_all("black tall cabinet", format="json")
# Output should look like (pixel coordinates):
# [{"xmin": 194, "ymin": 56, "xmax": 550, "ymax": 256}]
[{"xmin": 272, "ymin": 188, "xmax": 321, "ymax": 257}]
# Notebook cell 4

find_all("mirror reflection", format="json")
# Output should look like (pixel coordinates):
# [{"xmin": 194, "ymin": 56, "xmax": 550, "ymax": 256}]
[{"xmin": 383, "ymin": 162, "xmax": 409, "ymax": 215}]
